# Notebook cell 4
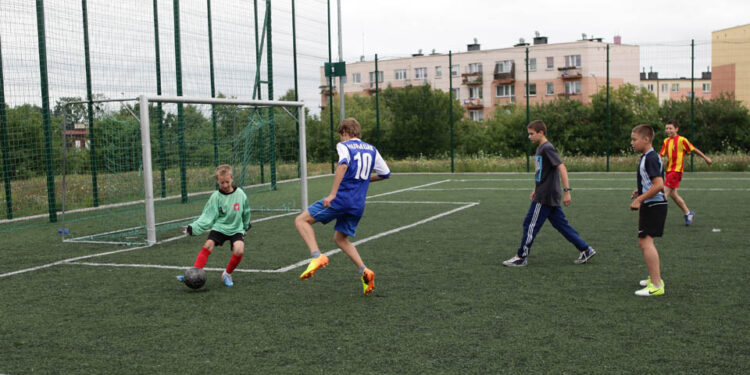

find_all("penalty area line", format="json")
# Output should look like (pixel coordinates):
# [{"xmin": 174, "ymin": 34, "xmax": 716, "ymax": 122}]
[{"xmin": 274, "ymin": 201, "xmax": 479, "ymax": 273}]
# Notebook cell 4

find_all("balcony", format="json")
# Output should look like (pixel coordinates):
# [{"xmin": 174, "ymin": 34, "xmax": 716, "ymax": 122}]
[
  {"xmin": 558, "ymin": 67, "xmax": 582, "ymax": 80},
  {"xmin": 494, "ymin": 62, "xmax": 515, "ymax": 84},
  {"xmin": 462, "ymin": 97, "xmax": 484, "ymax": 108},
  {"xmin": 364, "ymin": 81, "xmax": 382, "ymax": 94},
  {"xmin": 462, "ymin": 72, "xmax": 482, "ymax": 85}
]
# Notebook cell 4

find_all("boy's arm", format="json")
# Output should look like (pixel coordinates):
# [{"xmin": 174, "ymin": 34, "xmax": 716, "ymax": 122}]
[
  {"xmin": 370, "ymin": 151, "xmax": 391, "ymax": 183},
  {"xmin": 630, "ymin": 176, "xmax": 664, "ymax": 210},
  {"xmin": 323, "ymin": 163, "xmax": 348, "ymax": 207},
  {"xmin": 186, "ymin": 194, "xmax": 218, "ymax": 235},
  {"xmin": 558, "ymin": 163, "xmax": 572, "ymax": 206},
  {"xmin": 692, "ymin": 148, "xmax": 712, "ymax": 165},
  {"xmin": 242, "ymin": 193, "xmax": 251, "ymax": 232}
]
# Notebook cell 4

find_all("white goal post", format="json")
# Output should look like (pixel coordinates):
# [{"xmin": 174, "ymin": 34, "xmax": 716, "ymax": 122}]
[{"xmin": 137, "ymin": 95, "xmax": 308, "ymax": 245}]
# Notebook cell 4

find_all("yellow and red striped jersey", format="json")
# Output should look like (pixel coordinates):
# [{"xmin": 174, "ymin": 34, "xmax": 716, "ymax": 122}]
[{"xmin": 659, "ymin": 135, "xmax": 695, "ymax": 172}]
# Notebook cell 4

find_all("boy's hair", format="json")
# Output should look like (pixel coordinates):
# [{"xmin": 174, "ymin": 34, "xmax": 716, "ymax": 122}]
[
  {"xmin": 215, "ymin": 164, "xmax": 233, "ymax": 179},
  {"xmin": 527, "ymin": 120, "xmax": 547, "ymax": 134},
  {"xmin": 338, "ymin": 118, "xmax": 361, "ymax": 138},
  {"xmin": 632, "ymin": 124, "xmax": 654, "ymax": 141},
  {"xmin": 666, "ymin": 119, "xmax": 680, "ymax": 129}
]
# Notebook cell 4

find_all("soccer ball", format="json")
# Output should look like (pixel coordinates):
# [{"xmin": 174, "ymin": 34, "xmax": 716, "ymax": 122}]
[{"xmin": 183, "ymin": 267, "xmax": 206, "ymax": 290}]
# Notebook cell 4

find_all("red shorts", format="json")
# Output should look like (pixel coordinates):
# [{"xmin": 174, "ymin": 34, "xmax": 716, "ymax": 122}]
[{"xmin": 665, "ymin": 171, "xmax": 683, "ymax": 189}]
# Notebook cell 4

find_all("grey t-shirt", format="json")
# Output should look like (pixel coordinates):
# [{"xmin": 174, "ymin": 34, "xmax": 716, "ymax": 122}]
[{"xmin": 533, "ymin": 141, "xmax": 563, "ymax": 206}]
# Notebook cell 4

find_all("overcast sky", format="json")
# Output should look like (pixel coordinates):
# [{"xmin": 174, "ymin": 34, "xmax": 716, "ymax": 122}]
[{"xmin": 338, "ymin": 0, "xmax": 749, "ymax": 60}]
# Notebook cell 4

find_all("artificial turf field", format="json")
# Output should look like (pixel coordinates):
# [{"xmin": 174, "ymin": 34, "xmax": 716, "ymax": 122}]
[{"xmin": 1, "ymin": 172, "xmax": 748, "ymax": 374}]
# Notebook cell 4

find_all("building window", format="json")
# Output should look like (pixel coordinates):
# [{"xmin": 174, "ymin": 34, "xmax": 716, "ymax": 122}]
[
  {"xmin": 495, "ymin": 60, "xmax": 512, "ymax": 73},
  {"xmin": 529, "ymin": 58, "xmax": 537, "ymax": 71},
  {"xmin": 546, "ymin": 56, "xmax": 554, "ymax": 69},
  {"xmin": 671, "ymin": 83, "xmax": 679, "ymax": 92},
  {"xmin": 469, "ymin": 110, "xmax": 483, "ymax": 121},
  {"xmin": 702, "ymin": 83, "xmax": 711, "ymax": 93},
  {"xmin": 525, "ymin": 83, "xmax": 537, "ymax": 96},
  {"xmin": 369, "ymin": 71, "xmax": 383, "ymax": 86},
  {"xmin": 564, "ymin": 55, "xmax": 581, "ymax": 67},
  {"xmin": 661, "ymin": 83, "xmax": 668, "ymax": 93},
  {"xmin": 352, "ymin": 73, "xmax": 361, "ymax": 84},
  {"xmin": 435, "ymin": 66, "xmax": 442, "ymax": 78},
  {"xmin": 496, "ymin": 84, "xmax": 514, "ymax": 97},
  {"xmin": 565, "ymin": 81, "xmax": 581, "ymax": 94},
  {"xmin": 647, "ymin": 83, "xmax": 654, "ymax": 92},
  {"xmin": 546, "ymin": 82, "xmax": 554, "ymax": 95},
  {"xmin": 469, "ymin": 86, "xmax": 483, "ymax": 99},
  {"xmin": 415, "ymin": 67, "xmax": 427, "ymax": 79},
  {"xmin": 395, "ymin": 69, "xmax": 407, "ymax": 80},
  {"xmin": 452, "ymin": 88, "xmax": 460, "ymax": 100},
  {"xmin": 451, "ymin": 65, "xmax": 460, "ymax": 77},
  {"xmin": 468, "ymin": 63, "xmax": 483, "ymax": 73}
]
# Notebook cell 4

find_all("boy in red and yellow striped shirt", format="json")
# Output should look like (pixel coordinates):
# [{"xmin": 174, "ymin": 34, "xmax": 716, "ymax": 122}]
[{"xmin": 659, "ymin": 120, "xmax": 712, "ymax": 226}]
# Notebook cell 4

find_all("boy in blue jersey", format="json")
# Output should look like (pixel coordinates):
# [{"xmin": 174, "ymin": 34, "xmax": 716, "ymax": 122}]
[
  {"xmin": 630, "ymin": 124, "xmax": 667, "ymax": 296},
  {"xmin": 294, "ymin": 118, "xmax": 390, "ymax": 295},
  {"xmin": 502, "ymin": 120, "xmax": 596, "ymax": 267},
  {"xmin": 177, "ymin": 165, "xmax": 251, "ymax": 287}
]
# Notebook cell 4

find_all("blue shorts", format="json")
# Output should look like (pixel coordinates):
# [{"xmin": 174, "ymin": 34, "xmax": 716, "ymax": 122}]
[{"xmin": 308, "ymin": 200, "xmax": 361, "ymax": 237}]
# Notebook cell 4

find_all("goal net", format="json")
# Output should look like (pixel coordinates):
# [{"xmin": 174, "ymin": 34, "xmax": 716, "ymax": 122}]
[{"xmin": 59, "ymin": 95, "xmax": 308, "ymax": 246}]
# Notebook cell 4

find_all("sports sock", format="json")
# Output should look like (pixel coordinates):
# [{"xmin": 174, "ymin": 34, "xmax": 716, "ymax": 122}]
[
  {"xmin": 311, "ymin": 250, "xmax": 321, "ymax": 259},
  {"xmin": 225, "ymin": 253, "xmax": 243, "ymax": 274},
  {"xmin": 358, "ymin": 265, "xmax": 367, "ymax": 275},
  {"xmin": 193, "ymin": 247, "xmax": 211, "ymax": 268}
]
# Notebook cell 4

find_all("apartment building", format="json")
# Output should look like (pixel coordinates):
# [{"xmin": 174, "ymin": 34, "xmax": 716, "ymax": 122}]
[
  {"xmin": 712, "ymin": 23, "xmax": 750, "ymax": 107},
  {"xmin": 320, "ymin": 35, "xmax": 640, "ymax": 121},
  {"xmin": 639, "ymin": 70, "xmax": 712, "ymax": 105}
]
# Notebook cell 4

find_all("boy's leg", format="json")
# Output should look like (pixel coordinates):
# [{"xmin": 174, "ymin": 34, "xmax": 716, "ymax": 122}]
[
  {"xmin": 665, "ymin": 186, "xmax": 690, "ymax": 215},
  {"xmin": 515, "ymin": 202, "xmax": 551, "ymax": 259},
  {"xmin": 194, "ymin": 239, "xmax": 216, "ymax": 268},
  {"xmin": 295, "ymin": 210, "xmax": 320, "ymax": 254},
  {"xmin": 334, "ymin": 231, "xmax": 375, "ymax": 295},
  {"xmin": 547, "ymin": 207, "xmax": 590, "ymax": 251},
  {"xmin": 639, "ymin": 236, "xmax": 661, "ymax": 284},
  {"xmin": 221, "ymin": 240, "xmax": 244, "ymax": 287}
]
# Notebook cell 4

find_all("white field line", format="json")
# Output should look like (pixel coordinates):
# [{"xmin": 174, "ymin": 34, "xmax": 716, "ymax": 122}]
[
  {"xmin": 0, "ymin": 174, "xmax": 330, "ymax": 225},
  {"xmin": 416, "ymin": 187, "xmax": 750, "ymax": 192},
  {"xmin": 367, "ymin": 179, "xmax": 450, "ymax": 199},
  {"xmin": 0, "ymin": 212, "xmax": 299, "ymax": 279},
  {"xmin": 65, "ymin": 201, "xmax": 480, "ymax": 275},
  {"xmin": 273, "ymin": 202, "xmax": 479, "ymax": 273},
  {"xmin": 454, "ymin": 177, "xmax": 750, "ymax": 182},
  {"xmin": 368, "ymin": 200, "xmax": 478, "ymax": 205}
]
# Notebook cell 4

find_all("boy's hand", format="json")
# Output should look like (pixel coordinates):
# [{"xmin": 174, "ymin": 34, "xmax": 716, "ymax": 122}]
[
  {"xmin": 529, "ymin": 191, "xmax": 535, "ymax": 201},
  {"xmin": 563, "ymin": 191, "xmax": 571, "ymax": 206},
  {"xmin": 323, "ymin": 194, "xmax": 336, "ymax": 207},
  {"xmin": 630, "ymin": 200, "xmax": 641, "ymax": 210},
  {"xmin": 630, "ymin": 190, "xmax": 639, "ymax": 200},
  {"xmin": 180, "ymin": 225, "xmax": 191, "ymax": 235},
  {"xmin": 705, "ymin": 156, "xmax": 713, "ymax": 166}
]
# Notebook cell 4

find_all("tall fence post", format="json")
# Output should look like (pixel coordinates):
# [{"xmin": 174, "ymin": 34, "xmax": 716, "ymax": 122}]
[
  {"xmin": 326, "ymin": 0, "xmax": 334, "ymax": 173},
  {"xmin": 173, "ymin": 0, "xmax": 187, "ymax": 203},
  {"xmin": 690, "ymin": 39, "xmax": 695, "ymax": 172},
  {"xmin": 207, "ymin": 0, "xmax": 219, "ymax": 177},
  {"xmin": 36, "ymin": 0, "xmax": 57, "ymax": 222},
  {"xmin": 606, "ymin": 44, "xmax": 610, "ymax": 172},
  {"xmin": 153, "ymin": 0, "xmax": 166, "ymax": 198},
  {"xmin": 525, "ymin": 47, "xmax": 530, "ymax": 173},
  {"xmin": 0, "ymin": 34, "xmax": 12, "ymax": 219},
  {"xmin": 81, "ymin": 0, "xmax": 99, "ymax": 206},
  {"xmin": 265, "ymin": 0, "xmax": 276, "ymax": 190},
  {"xmin": 449, "ymin": 51, "xmax": 454, "ymax": 173},
  {"xmin": 292, "ymin": 0, "xmax": 300, "ymax": 178},
  {"xmin": 375, "ymin": 53, "xmax": 380, "ymax": 150}
]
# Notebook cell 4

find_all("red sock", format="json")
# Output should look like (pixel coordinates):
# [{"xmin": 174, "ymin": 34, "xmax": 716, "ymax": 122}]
[
  {"xmin": 193, "ymin": 247, "xmax": 211, "ymax": 268},
  {"xmin": 225, "ymin": 253, "xmax": 243, "ymax": 274}
]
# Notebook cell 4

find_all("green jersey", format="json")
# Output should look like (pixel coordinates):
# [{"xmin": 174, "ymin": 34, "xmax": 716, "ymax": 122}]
[{"xmin": 189, "ymin": 186, "xmax": 251, "ymax": 236}]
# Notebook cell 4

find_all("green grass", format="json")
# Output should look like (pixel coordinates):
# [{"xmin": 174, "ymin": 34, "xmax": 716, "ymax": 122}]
[{"xmin": 1, "ymin": 172, "xmax": 749, "ymax": 374}]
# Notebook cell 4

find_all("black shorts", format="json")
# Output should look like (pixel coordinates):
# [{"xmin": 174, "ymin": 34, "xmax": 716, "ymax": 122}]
[
  {"xmin": 638, "ymin": 201, "xmax": 668, "ymax": 238},
  {"xmin": 207, "ymin": 230, "xmax": 244, "ymax": 247}
]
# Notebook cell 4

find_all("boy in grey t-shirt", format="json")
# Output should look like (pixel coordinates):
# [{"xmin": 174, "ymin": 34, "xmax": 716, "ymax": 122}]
[{"xmin": 502, "ymin": 120, "xmax": 597, "ymax": 267}]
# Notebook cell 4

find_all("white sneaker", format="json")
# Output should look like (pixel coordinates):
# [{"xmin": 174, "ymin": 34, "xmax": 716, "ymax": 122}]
[
  {"xmin": 221, "ymin": 271, "xmax": 234, "ymax": 287},
  {"xmin": 639, "ymin": 277, "xmax": 665, "ymax": 287}
]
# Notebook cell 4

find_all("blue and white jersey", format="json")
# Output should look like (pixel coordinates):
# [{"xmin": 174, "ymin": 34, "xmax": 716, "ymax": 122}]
[
  {"xmin": 332, "ymin": 138, "xmax": 390, "ymax": 216},
  {"xmin": 637, "ymin": 148, "xmax": 666, "ymax": 203}
]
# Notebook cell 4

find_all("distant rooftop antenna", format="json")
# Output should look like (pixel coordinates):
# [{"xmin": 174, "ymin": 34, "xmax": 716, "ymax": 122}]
[
  {"xmin": 473, "ymin": 37, "xmax": 478, "ymax": 44},
  {"xmin": 582, "ymin": 33, "xmax": 587, "ymax": 40},
  {"xmin": 535, "ymin": 31, "xmax": 540, "ymax": 37},
  {"xmin": 519, "ymin": 37, "xmax": 525, "ymax": 44}
]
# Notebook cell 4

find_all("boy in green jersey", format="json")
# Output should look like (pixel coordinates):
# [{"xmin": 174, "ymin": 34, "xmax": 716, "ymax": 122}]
[{"xmin": 178, "ymin": 165, "xmax": 251, "ymax": 287}]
